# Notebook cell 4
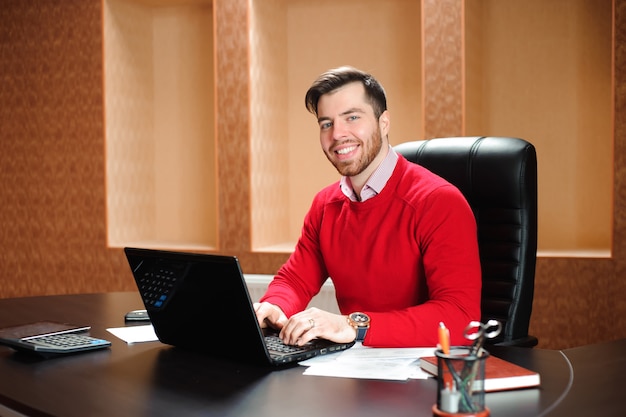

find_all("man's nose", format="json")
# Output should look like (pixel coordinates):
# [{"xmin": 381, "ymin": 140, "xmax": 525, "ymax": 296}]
[{"xmin": 331, "ymin": 121, "xmax": 348, "ymax": 140}]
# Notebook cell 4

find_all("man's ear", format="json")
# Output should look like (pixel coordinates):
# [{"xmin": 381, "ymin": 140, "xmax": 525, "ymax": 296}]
[{"xmin": 379, "ymin": 110, "xmax": 390, "ymax": 138}]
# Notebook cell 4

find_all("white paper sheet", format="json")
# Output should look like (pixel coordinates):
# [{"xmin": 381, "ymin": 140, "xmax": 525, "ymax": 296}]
[
  {"xmin": 106, "ymin": 325, "xmax": 159, "ymax": 344},
  {"xmin": 300, "ymin": 343, "xmax": 436, "ymax": 381}
]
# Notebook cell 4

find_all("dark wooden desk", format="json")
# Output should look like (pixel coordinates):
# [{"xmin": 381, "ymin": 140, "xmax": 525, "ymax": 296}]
[{"xmin": 0, "ymin": 293, "xmax": 622, "ymax": 417}]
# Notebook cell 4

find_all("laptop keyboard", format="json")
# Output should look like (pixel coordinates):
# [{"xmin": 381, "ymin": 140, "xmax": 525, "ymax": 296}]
[
  {"xmin": 264, "ymin": 335, "xmax": 314, "ymax": 354},
  {"xmin": 137, "ymin": 264, "xmax": 183, "ymax": 308}
]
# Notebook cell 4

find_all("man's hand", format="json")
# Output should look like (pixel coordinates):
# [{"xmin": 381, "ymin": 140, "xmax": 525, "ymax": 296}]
[
  {"xmin": 253, "ymin": 302, "xmax": 288, "ymax": 330},
  {"xmin": 279, "ymin": 307, "xmax": 356, "ymax": 346}
]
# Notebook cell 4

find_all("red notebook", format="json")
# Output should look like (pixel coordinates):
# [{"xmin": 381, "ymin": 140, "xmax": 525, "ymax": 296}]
[{"xmin": 419, "ymin": 354, "xmax": 540, "ymax": 392}]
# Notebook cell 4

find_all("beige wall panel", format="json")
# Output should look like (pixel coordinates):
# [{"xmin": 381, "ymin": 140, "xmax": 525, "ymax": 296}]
[
  {"xmin": 105, "ymin": 0, "xmax": 157, "ymax": 245},
  {"xmin": 105, "ymin": 0, "xmax": 216, "ymax": 249},
  {"xmin": 152, "ymin": 6, "xmax": 215, "ymax": 248},
  {"xmin": 465, "ymin": 0, "xmax": 612, "ymax": 252},
  {"xmin": 285, "ymin": 0, "xmax": 422, "ymax": 242},
  {"xmin": 249, "ymin": 0, "xmax": 291, "ymax": 250}
]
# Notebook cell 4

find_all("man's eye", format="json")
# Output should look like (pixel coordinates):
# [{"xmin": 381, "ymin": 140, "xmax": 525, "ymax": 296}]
[
  {"xmin": 348, "ymin": 115, "xmax": 359, "ymax": 121},
  {"xmin": 320, "ymin": 122, "xmax": 332, "ymax": 129}
]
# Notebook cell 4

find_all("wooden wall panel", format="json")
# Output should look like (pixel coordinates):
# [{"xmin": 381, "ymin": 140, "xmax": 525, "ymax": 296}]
[
  {"xmin": 214, "ymin": 0, "xmax": 251, "ymax": 254},
  {"xmin": 613, "ymin": 0, "xmax": 626, "ymax": 261},
  {"xmin": 421, "ymin": 0, "xmax": 464, "ymax": 138},
  {"xmin": 0, "ymin": 0, "xmax": 132, "ymax": 298}
]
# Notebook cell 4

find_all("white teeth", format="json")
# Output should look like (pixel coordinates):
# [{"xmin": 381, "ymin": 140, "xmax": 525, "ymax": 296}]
[{"xmin": 336, "ymin": 146, "xmax": 356, "ymax": 155}]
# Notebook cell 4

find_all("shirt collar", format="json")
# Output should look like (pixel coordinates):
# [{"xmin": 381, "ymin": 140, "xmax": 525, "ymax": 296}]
[{"xmin": 339, "ymin": 145, "xmax": 399, "ymax": 202}]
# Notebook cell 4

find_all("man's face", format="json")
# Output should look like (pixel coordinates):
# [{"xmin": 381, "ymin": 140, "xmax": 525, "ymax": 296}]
[{"xmin": 316, "ymin": 82, "xmax": 389, "ymax": 178}]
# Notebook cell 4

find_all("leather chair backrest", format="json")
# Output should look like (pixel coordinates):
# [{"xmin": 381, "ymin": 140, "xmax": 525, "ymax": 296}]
[{"xmin": 394, "ymin": 137, "xmax": 538, "ymax": 346}]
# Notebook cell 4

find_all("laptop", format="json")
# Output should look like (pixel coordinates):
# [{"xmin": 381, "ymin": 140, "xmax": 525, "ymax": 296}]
[{"xmin": 123, "ymin": 247, "xmax": 354, "ymax": 366}]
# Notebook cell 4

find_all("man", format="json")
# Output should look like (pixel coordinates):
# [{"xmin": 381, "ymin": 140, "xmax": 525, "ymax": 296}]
[{"xmin": 254, "ymin": 66, "xmax": 481, "ymax": 347}]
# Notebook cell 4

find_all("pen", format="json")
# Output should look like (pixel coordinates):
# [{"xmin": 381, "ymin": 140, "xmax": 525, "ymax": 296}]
[
  {"xmin": 438, "ymin": 322, "xmax": 450, "ymax": 354},
  {"xmin": 438, "ymin": 322, "xmax": 459, "ymax": 410}
]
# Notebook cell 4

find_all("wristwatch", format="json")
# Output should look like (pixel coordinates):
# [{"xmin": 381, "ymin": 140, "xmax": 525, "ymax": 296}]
[{"xmin": 348, "ymin": 312, "xmax": 370, "ymax": 342}]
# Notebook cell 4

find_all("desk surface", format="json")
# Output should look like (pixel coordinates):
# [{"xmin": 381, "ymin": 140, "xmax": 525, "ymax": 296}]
[{"xmin": 0, "ymin": 292, "xmax": 622, "ymax": 417}]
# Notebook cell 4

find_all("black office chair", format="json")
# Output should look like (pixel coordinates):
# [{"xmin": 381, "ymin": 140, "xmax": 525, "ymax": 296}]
[{"xmin": 394, "ymin": 137, "xmax": 538, "ymax": 347}]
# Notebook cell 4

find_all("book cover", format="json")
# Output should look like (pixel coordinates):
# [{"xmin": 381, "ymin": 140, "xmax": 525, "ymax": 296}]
[{"xmin": 419, "ymin": 354, "xmax": 541, "ymax": 392}]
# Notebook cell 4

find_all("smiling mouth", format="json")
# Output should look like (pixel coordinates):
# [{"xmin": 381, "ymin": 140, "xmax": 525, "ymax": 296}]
[{"xmin": 335, "ymin": 145, "xmax": 358, "ymax": 155}]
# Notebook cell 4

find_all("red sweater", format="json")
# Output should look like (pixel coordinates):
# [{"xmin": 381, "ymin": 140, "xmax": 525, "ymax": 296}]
[{"xmin": 260, "ymin": 156, "xmax": 481, "ymax": 347}]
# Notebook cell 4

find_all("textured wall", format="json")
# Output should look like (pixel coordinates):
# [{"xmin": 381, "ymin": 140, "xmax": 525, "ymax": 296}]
[
  {"xmin": 422, "ymin": 0, "xmax": 464, "ymax": 138},
  {"xmin": 0, "ymin": 0, "xmax": 132, "ymax": 297}
]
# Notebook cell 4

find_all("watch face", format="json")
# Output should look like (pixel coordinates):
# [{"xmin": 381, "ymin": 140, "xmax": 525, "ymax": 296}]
[{"xmin": 350, "ymin": 312, "xmax": 370, "ymax": 327}]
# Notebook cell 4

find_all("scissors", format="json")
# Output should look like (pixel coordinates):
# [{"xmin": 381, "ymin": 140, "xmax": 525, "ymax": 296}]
[{"xmin": 463, "ymin": 320, "xmax": 502, "ymax": 356}]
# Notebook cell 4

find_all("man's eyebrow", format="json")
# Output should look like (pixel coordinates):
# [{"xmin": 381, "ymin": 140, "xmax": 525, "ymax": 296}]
[
  {"xmin": 341, "ymin": 107, "xmax": 365, "ymax": 116},
  {"xmin": 317, "ymin": 107, "xmax": 365, "ymax": 123}
]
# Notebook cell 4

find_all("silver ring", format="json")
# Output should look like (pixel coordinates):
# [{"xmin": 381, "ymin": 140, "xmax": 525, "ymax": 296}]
[{"xmin": 309, "ymin": 318, "xmax": 315, "ymax": 330}]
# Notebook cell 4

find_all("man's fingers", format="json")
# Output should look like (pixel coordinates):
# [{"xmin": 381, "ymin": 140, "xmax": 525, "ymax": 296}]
[
  {"xmin": 280, "ymin": 311, "xmax": 317, "ymax": 346},
  {"xmin": 280, "ymin": 309, "xmax": 356, "ymax": 346},
  {"xmin": 254, "ymin": 302, "xmax": 286, "ymax": 330}
]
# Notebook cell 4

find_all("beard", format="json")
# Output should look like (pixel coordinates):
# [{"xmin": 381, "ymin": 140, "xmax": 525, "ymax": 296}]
[{"xmin": 325, "ymin": 127, "xmax": 384, "ymax": 177}]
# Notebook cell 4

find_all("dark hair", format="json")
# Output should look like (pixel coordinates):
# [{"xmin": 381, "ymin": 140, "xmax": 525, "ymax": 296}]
[{"xmin": 304, "ymin": 66, "xmax": 387, "ymax": 118}]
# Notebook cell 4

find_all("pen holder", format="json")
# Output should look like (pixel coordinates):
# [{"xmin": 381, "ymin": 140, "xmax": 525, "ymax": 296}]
[{"xmin": 432, "ymin": 347, "xmax": 489, "ymax": 417}]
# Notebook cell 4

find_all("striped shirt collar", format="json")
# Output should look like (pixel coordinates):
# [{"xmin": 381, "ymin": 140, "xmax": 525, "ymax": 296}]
[{"xmin": 340, "ymin": 145, "xmax": 399, "ymax": 202}]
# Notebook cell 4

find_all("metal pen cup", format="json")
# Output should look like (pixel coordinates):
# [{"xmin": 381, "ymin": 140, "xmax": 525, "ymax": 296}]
[{"xmin": 432, "ymin": 347, "xmax": 490, "ymax": 417}]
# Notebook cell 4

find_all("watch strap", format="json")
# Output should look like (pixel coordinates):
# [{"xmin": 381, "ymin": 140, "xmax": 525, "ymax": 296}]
[{"xmin": 355, "ymin": 326, "xmax": 367, "ymax": 342}]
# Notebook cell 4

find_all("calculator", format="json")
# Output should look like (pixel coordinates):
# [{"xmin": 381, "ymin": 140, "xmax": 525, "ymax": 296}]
[
  {"xmin": 19, "ymin": 332, "xmax": 111, "ymax": 354},
  {"xmin": 0, "ymin": 321, "xmax": 111, "ymax": 356}
]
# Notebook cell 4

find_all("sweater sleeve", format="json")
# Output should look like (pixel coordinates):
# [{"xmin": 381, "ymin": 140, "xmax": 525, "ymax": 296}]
[{"xmin": 364, "ymin": 185, "xmax": 482, "ymax": 347}]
